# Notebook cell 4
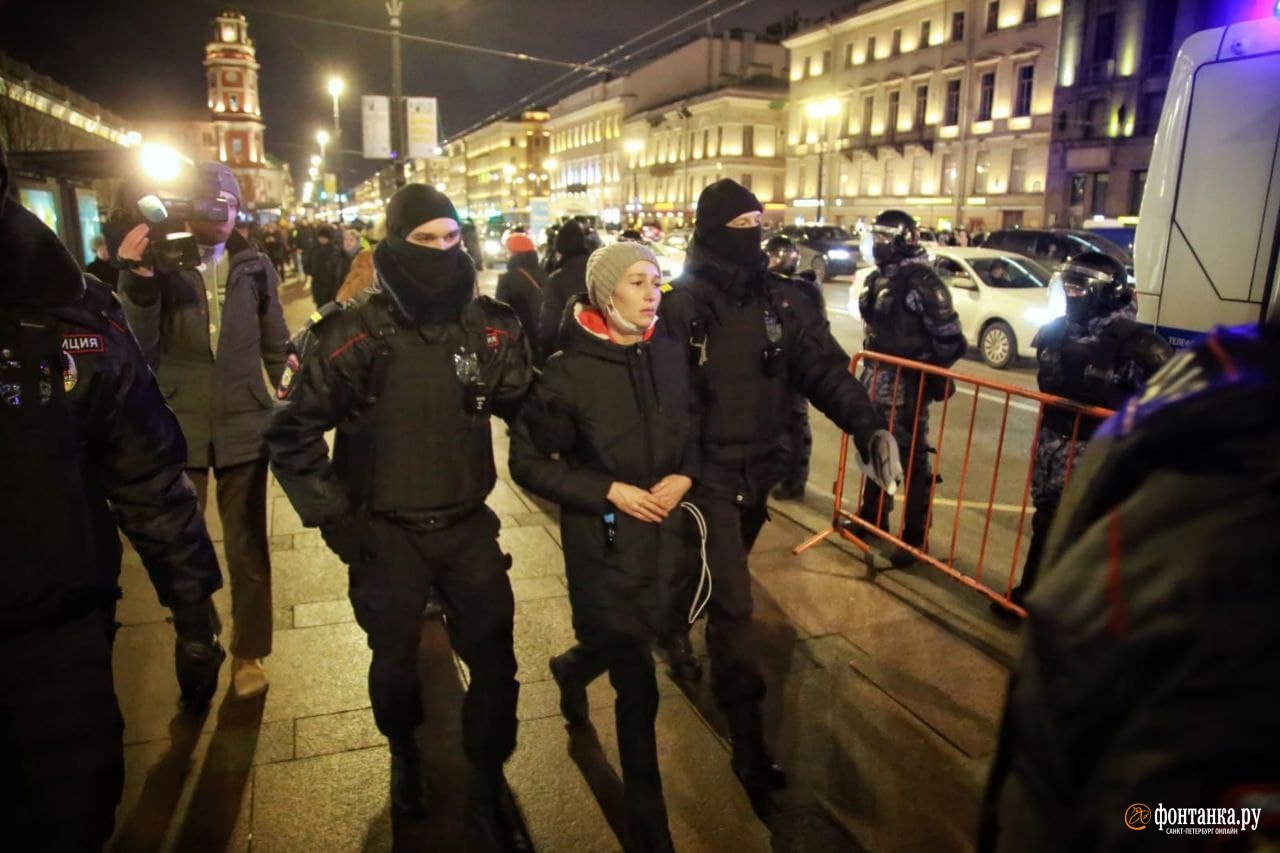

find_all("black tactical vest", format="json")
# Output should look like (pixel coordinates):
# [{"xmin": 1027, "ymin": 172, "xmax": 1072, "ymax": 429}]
[{"xmin": 340, "ymin": 303, "xmax": 511, "ymax": 522}]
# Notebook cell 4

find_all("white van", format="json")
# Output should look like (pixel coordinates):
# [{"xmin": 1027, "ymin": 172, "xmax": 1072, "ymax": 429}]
[{"xmin": 1133, "ymin": 15, "xmax": 1280, "ymax": 347}]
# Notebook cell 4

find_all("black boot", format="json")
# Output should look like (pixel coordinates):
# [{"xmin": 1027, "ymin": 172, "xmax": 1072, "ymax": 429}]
[
  {"xmin": 388, "ymin": 737, "xmax": 429, "ymax": 819},
  {"xmin": 466, "ymin": 769, "xmax": 532, "ymax": 852},
  {"xmin": 548, "ymin": 653, "xmax": 590, "ymax": 727},
  {"xmin": 627, "ymin": 814, "xmax": 676, "ymax": 853},
  {"xmin": 660, "ymin": 631, "xmax": 702, "ymax": 684},
  {"xmin": 731, "ymin": 740, "xmax": 788, "ymax": 793},
  {"xmin": 888, "ymin": 527, "xmax": 926, "ymax": 568}
]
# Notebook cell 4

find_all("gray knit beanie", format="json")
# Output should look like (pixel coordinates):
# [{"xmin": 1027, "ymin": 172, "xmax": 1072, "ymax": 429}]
[{"xmin": 585, "ymin": 241, "xmax": 660, "ymax": 309}]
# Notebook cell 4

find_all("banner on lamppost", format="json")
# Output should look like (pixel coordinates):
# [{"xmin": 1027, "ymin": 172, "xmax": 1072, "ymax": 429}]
[
  {"xmin": 406, "ymin": 97, "xmax": 439, "ymax": 159},
  {"xmin": 362, "ymin": 95, "xmax": 392, "ymax": 159}
]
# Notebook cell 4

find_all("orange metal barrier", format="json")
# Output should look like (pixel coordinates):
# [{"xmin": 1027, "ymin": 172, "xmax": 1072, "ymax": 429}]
[{"xmin": 794, "ymin": 352, "xmax": 1114, "ymax": 617}]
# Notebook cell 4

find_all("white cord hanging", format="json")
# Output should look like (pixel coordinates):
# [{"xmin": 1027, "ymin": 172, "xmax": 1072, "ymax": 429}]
[{"xmin": 679, "ymin": 501, "xmax": 712, "ymax": 624}]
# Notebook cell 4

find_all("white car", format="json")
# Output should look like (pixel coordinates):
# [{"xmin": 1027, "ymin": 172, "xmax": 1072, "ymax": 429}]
[{"xmin": 850, "ymin": 247, "xmax": 1059, "ymax": 369}]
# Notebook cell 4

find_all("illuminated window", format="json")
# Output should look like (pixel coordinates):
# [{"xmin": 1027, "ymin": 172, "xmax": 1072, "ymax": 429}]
[
  {"xmin": 845, "ymin": 42, "xmax": 856, "ymax": 67},
  {"xmin": 952, "ymin": 11, "xmax": 965, "ymax": 42},
  {"xmin": 1010, "ymin": 148, "xmax": 1028, "ymax": 192},
  {"xmin": 863, "ymin": 95, "xmax": 875, "ymax": 134},
  {"xmin": 743, "ymin": 125, "xmax": 755, "ymax": 157},
  {"xmin": 978, "ymin": 71, "xmax": 996, "ymax": 121},
  {"xmin": 941, "ymin": 153, "xmax": 958, "ymax": 195},
  {"xmin": 891, "ymin": 29, "xmax": 902, "ymax": 57},
  {"xmin": 915, "ymin": 84, "xmax": 929, "ymax": 128},
  {"xmin": 1023, "ymin": 0, "xmax": 1038, "ymax": 23},
  {"xmin": 229, "ymin": 93, "xmax": 239, "ymax": 111},
  {"xmin": 887, "ymin": 90, "xmax": 901, "ymax": 133},
  {"xmin": 1092, "ymin": 172, "xmax": 1109, "ymax": 216},
  {"xmin": 974, "ymin": 149, "xmax": 991, "ymax": 193},
  {"xmin": 1014, "ymin": 64, "xmax": 1035, "ymax": 116},
  {"xmin": 910, "ymin": 155, "xmax": 926, "ymax": 194},
  {"xmin": 986, "ymin": 1, "xmax": 999, "ymax": 34},
  {"xmin": 822, "ymin": 49, "xmax": 832, "ymax": 74},
  {"xmin": 921, "ymin": 19, "xmax": 932, "ymax": 45},
  {"xmin": 867, "ymin": 35, "xmax": 877, "ymax": 61},
  {"xmin": 231, "ymin": 138, "xmax": 243, "ymax": 159},
  {"xmin": 804, "ymin": 56, "xmax": 813, "ymax": 77},
  {"xmin": 944, "ymin": 79, "xmax": 962, "ymax": 126},
  {"xmin": 1069, "ymin": 173, "xmax": 1086, "ymax": 205}
]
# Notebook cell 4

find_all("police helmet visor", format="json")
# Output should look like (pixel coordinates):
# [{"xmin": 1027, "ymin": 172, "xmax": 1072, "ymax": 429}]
[{"xmin": 1050, "ymin": 261, "xmax": 1114, "ymax": 294}]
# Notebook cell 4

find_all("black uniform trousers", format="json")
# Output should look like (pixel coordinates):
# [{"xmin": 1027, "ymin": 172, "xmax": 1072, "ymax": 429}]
[
  {"xmin": 775, "ymin": 394, "xmax": 814, "ymax": 495},
  {"xmin": 350, "ymin": 507, "xmax": 518, "ymax": 772},
  {"xmin": 551, "ymin": 640, "xmax": 668, "ymax": 831},
  {"xmin": 673, "ymin": 457, "xmax": 775, "ymax": 742},
  {"xmin": 189, "ymin": 458, "xmax": 273, "ymax": 660},
  {"xmin": 859, "ymin": 387, "xmax": 934, "ymax": 543},
  {"xmin": 0, "ymin": 610, "xmax": 123, "ymax": 850}
]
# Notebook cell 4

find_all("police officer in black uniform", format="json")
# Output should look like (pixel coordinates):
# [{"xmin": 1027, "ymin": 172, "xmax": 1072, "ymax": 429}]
[
  {"xmin": 660, "ymin": 179, "xmax": 902, "ymax": 797},
  {"xmin": 1001, "ymin": 251, "xmax": 1170, "ymax": 609},
  {"xmin": 765, "ymin": 235, "xmax": 823, "ymax": 501},
  {"xmin": 858, "ymin": 209, "xmax": 967, "ymax": 567},
  {"xmin": 263, "ymin": 185, "xmax": 532, "ymax": 845},
  {"xmin": 0, "ymin": 145, "xmax": 224, "ymax": 849}
]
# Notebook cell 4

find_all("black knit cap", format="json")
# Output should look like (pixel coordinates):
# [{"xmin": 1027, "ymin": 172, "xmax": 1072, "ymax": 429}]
[
  {"xmin": 386, "ymin": 184, "xmax": 460, "ymax": 239},
  {"xmin": 694, "ymin": 178, "xmax": 763, "ymax": 237}
]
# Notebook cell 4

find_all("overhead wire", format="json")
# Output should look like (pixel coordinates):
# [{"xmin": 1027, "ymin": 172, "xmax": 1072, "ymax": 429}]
[{"xmin": 443, "ymin": 0, "xmax": 763, "ymax": 144}]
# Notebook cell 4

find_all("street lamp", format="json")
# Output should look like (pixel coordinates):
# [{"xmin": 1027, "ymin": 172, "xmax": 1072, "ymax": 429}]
[
  {"xmin": 327, "ymin": 76, "xmax": 344, "ymax": 209},
  {"xmin": 805, "ymin": 98, "xmax": 841, "ymax": 223},
  {"xmin": 624, "ymin": 139, "xmax": 644, "ymax": 224},
  {"xmin": 310, "ymin": 154, "xmax": 321, "ymax": 167}
]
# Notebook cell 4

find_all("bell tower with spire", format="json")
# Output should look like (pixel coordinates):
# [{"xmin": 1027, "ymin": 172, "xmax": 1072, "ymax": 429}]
[{"xmin": 205, "ymin": 10, "xmax": 266, "ymax": 203}]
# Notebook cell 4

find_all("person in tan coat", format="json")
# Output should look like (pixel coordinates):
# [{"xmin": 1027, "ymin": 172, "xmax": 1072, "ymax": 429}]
[{"xmin": 334, "ymin": 247, "xmax": 375, "ymax": 303}]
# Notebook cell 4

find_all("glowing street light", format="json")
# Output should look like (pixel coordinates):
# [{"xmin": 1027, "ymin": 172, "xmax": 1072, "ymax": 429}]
[
  {"xmin": 316, "ymin": 129, "xmax": 330, "ymax": 149},
  {"xmin": 139, "ymin": 142, "xmax": 186, "ymax": 183},
  {"xmin": 310, "ymin": 154, "xmax": 322, "ymax": 167}
]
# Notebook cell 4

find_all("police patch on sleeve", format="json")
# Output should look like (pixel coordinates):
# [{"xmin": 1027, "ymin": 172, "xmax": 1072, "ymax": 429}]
[
  {"xmin": 62, "ymin": 333, "xmax": 105, "ymax": 354},
  {"xmin": 277, "ymin": 351, "xmax": 301, "ymax": 400}
]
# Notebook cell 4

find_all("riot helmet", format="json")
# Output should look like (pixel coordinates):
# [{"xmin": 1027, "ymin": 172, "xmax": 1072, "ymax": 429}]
[
  {"xmin": 871, "ymin": 209, "xmax": 923, "ymax": 267},
  {"xmin": 765, "ymin": 235, "xmax": 800, "ymax": 275},
  {"xmin": 1050, "ymin": 250, "xmax": 1132, "ymax": 323}
]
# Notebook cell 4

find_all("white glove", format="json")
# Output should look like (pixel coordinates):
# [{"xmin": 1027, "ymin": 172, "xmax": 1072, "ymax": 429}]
[{"xmin": 859, "ymin": 429, "xmax": 904, "ymax": 496}]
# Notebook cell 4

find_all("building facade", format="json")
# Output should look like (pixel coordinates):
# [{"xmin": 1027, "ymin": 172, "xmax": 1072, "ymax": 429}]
[
  {"xmin": 448, "ymin": 112, "xmax": 550, "ymax": 223},
  {"xmin": 547, "ymin": 33, "xmax": 788, "ymax": 224},
  {"xmin": 1045, "ymin": 0, "xmax": 1215, "ymax": 227},
  {"xmin": 622, "ymin": 84, "xmax": 789, "ymax": 230},
  {"xmin": 784, "ymin": 0, "xmax": 1063, "ymax": 233}
]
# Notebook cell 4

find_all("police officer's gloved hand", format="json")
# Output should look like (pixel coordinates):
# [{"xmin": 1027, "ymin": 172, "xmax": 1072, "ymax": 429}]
[
  {"xmin": 862, "ymin": 430, "xmax": 904, "ymax": 496},
  {"xmin": 321, "ymin": 515, "xmax": 364, "ymax": 565},
  {"xmin": 171, "ymin": 599, "xmax": 226, "ymax": 713}
]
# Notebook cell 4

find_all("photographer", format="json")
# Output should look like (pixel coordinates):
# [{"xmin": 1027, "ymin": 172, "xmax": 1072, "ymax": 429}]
[{"xmin": 117, "ymin": 162, "xmax": 289, "ymax": 701}]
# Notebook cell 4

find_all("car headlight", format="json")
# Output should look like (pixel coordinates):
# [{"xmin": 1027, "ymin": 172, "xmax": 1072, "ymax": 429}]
[
  {"xmin": 826, "ymin": 249, "xmax": 851, "ymax": 260},
  {"xmin": 1024, "ymin": 305, "xmax": 1059, "ymax": 326},
  {"xmin": 484, "ymin": 239, "xmax": 501, "ymax": 255}
]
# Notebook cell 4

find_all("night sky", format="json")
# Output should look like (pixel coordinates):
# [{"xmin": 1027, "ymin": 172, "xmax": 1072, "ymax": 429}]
[{"xmin": 0, "ymin": 0, "xmax": 851, "ymax": 189}]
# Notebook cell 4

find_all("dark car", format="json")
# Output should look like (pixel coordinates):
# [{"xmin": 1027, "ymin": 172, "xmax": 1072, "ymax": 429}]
[
  {"xmin": 773, "ymin": 224, "xmax": 862, "ymax": 281},
  {"xmin": 980, "ymin": 228, "xmax": 1134, "ymax": 281}
]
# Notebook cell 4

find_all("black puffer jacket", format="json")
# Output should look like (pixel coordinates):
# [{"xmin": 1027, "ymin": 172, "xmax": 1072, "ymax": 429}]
[
  {"xmin": 661, "ymin": 236, "xmax": 884, "ymax": 466},
  {"xmin": 0, "ymin": 197, "xmax": 221, "ymax": 632},
  {"xmin": 980, "ymin": 323, "xmax": 1280, "ymax": 852},
  {"xmin": 510, "ymin": 296, "xmax": 698, "ymax": 642},
  {"xmin": 495, "ymin": 250, "xmax": 546, "ymax": 348},
  {"xmin": 536, "ymin": 222, "xmax": 592, "ymax": 361}
]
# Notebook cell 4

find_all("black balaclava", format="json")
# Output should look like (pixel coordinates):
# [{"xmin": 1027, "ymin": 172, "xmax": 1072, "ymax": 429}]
[
  {"xmin": 376, "ymin": 184, "xmax": 475, "ymax": 324},
  {"xmin": 694, "ymin": 179, "xmax": 765, "ymax": 263}
]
